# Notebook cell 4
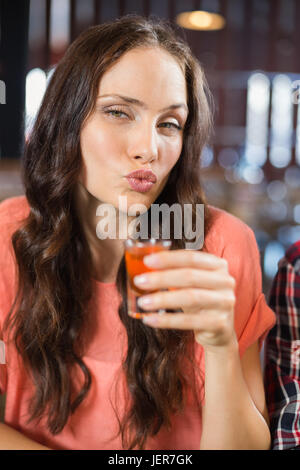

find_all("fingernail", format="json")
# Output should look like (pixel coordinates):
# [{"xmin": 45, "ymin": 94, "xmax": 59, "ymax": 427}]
[
  {"xmin": 143, "ymin": 255, "xmax": 160, "ymax": 267},
  {"xmin": 142, "ymin": 315, "xmax": 159, "ymax": 325},
  {"xmin": 137, "ymin": 296, "xmax": 152, "ymax": 307},
  {"xmin": 134, "ymin": 275, "xmax": 148, "ymax": 285}
]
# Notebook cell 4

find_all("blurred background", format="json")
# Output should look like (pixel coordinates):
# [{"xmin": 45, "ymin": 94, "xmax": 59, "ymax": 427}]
[{"xmin": 0, "ymin": 0, "xmax": 300, "ymax": 297}]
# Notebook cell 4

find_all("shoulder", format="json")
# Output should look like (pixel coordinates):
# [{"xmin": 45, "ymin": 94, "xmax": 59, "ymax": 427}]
[
  {"xmin": 0, "ymin": 195, "xmax": 30, "ymax": 241},
  {"xmin": 284, "ymin": 240, "xmax": 300, "ymax": 270},
  {"xmin": 0, "ymin": 195, "xmax": 30, "ymax": 225},
  {"xmin": 274, "ymin": 240, "xmax": 300, "ymax": 275},
  {"xmin": 204, "ymin": 205, "xmax": 262, "ymax": 295},
  {"xmin": 0, "ymin": 195, "xmax": 30, "ymax": 272},
  {"xmin": 205, "ymin": 205, "xmax": 257, "ymax": 258},
  {"xmin": 206, "ymin": 204, "xmax": 253, "ymax": 233}
]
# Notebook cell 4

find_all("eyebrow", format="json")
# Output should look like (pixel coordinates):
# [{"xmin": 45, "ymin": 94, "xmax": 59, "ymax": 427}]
[{"xmin": 97, "ymin": 94, "xmax": 188, "ymax": 113}]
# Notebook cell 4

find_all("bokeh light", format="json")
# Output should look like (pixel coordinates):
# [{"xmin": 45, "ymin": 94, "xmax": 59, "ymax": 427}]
[
  {"xmin": 25, "ymin": 68, "xmax": 47, "ymax": 139},
  {"xmin": 264, "ymin": 241, "xmax": 285, "ymax": 278},
  {"xmin": 270, "ymin": 74, "xmax": 293, "ymax": 168},
  {"xmin": 293, "ymin": 204, "xmax": 300, "ymax": 223},
  {"xmin": 267, "ymin": 180, "xmax": 288, "ymax": 201}
]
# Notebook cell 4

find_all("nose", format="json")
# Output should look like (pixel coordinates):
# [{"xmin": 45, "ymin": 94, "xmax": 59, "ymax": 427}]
[{"xmin": 127, "ymin": 121, "xmax": 158, "ymax": 164}]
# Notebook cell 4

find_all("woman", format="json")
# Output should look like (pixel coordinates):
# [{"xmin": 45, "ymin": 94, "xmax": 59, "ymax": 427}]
[{"xmin": 0, "ymin": 15, "xmax": 275, "ymax": 450}]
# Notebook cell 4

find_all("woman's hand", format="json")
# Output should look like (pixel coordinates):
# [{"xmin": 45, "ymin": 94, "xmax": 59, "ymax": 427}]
[{"xmin": 132, "ymin": 250, "xmax": 237, "ymax": 350}]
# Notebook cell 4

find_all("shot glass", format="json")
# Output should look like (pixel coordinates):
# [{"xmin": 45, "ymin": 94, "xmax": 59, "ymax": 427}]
[{"xmin": 124, "ymin": 238, "xmax": 172, "ymax": 318}]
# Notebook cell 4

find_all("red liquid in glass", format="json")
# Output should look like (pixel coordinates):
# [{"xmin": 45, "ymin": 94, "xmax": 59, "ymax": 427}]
[{"xmin": 125, "ymin": 244, "xmax": 168, "ymax": 295}]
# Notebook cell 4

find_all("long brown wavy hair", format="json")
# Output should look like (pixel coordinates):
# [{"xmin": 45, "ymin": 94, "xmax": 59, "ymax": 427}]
[{"xmin": 3, "ymin": 15, "xmax": 213, "ymax": 449}]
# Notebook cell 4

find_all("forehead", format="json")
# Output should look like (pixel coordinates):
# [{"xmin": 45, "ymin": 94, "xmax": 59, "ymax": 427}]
[{"xmin": 98, "ymin": 47, "xmax": 187, "ymax": 105}]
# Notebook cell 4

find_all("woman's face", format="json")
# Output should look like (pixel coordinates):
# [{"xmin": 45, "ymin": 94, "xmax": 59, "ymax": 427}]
[{"xmin": 79, "ymin": 46, "xmax": 188, "ymax": 213}]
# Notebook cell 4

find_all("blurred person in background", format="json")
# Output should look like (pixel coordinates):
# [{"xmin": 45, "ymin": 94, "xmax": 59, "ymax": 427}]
[
  {"xmin": 265, "ymin": 240, "xmax": 300, "ymax": 450},
  {"xmin": 0, "ymin": 15, "xmax": 275, "ymax": 450}
]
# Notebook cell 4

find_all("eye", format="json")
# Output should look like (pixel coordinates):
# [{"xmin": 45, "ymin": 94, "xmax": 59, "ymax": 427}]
[
  {"xmin": 159, "ymin": 122, "xmax": 182, "ymax": 131},
  {"xmin": 104, "ymin": 107, "xmax": 129, "ymax": 119}
]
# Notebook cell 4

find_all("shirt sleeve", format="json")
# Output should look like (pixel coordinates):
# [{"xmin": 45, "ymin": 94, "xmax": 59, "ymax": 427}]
[
  {"xmin": 222, "ymin": 223, "xmax": 276, "ymax": 357},
  {"xmin": 264, "ymin": 259, "xmax": 300, "ymax": 450}
]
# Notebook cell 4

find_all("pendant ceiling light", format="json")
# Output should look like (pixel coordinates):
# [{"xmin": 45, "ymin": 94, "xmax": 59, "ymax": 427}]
[{"xmin": 176, "ymin": 10, "xmax": 226, "ymax": 31}]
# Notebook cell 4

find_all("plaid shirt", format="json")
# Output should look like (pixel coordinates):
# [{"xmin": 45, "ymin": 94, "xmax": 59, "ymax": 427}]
[{"xmin": 264, "ymin": 240, "xmax": 300, "ymax": 450}]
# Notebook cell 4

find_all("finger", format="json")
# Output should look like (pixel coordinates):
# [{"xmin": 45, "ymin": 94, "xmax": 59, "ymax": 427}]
[
  {"xmin": 141, "ymin": 310, "xmax": 228, "ymax": 331},
  {"xmin": 137, "ymin": 288, "xmax": 235, "ymax": 312},
  {"xmin": 143, "ymin": 249, "xmax": 228, "ymax": 272},
  {"xmin": 134, "ymin": 268, "xmax": 235, "ymax": 291}
]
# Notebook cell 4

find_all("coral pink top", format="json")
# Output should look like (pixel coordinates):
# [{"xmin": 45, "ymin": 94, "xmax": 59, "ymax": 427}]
[{"xmin": 0, "ymin": 196, "xmax": 275, "ymax": 450}]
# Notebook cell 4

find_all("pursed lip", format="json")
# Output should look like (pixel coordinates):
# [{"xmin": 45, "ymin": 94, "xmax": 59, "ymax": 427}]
[{"xmin": 125, "ymin": 169, "xmax": 157, "ymax": 183}]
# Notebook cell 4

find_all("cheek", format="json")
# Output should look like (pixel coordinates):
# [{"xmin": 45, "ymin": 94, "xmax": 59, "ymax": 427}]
[
  {"xmin": 80, "ymin": 122, "xmax": 123, "ymax": 166},
  {"xmin": 162, "ymin": 139, "xmax": 183, "ymax": 170}
]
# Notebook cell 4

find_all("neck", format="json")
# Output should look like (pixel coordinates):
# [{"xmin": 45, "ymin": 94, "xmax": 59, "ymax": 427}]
[{"xmin": 74, "ymin": 183, "xmax": 126, "ymax": 283}]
